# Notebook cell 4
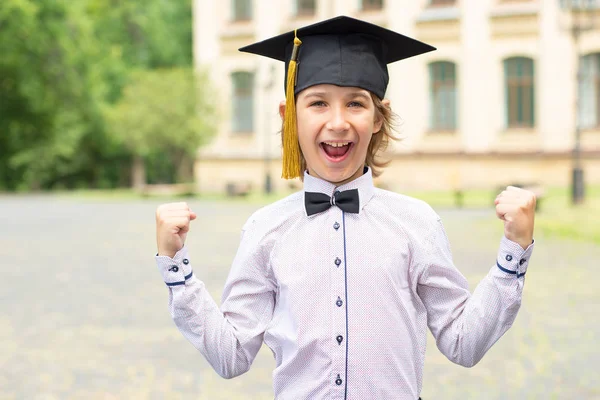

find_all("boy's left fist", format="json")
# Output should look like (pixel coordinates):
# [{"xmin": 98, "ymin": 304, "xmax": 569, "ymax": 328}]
[{"xmin": 494, "ymin": 186, "xmax": 536, "ymax": 250}]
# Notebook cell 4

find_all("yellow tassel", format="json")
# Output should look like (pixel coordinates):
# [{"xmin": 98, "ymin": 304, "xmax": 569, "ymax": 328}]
[{"xmin": 282, "ymin": 32, "xmax": 303, "ymax": 179}]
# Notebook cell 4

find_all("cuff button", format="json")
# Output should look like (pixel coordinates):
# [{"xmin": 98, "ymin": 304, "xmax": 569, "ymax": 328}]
[
  {"xmin": 169, "ymin": 266, "xmax": 179, "ymax": 272},
  {"xmin": 183, "ymin": 258, "xmax": 189, "ymax": 265},
  {"xmin": 505, "ymin": 254, "xmax": 513, "ymax": 261}
]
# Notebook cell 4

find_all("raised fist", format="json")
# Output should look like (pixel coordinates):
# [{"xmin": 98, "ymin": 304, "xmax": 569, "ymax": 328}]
[
  {"xmin": 494, "ymin": 186, "xmax": 536, "ymax": 250},
  {"xmin": 156, "ymin": 202, "xmax": 197, "ymax": 258}
]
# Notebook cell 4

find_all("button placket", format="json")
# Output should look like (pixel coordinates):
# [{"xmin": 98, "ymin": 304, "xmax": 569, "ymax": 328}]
[{"xmin": 329, "ymin": 207, "xmax": 346, "ymax": 392}]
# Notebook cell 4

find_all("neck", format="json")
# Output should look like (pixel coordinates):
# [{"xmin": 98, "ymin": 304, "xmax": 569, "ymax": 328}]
[{"xmin": 307, "ymin": 165, "xmax": 367, "ymax": 187}]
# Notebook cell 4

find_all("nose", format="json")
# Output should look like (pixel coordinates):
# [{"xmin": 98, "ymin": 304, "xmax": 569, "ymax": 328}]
[{"xmin": 325, "ymin": 106, "xmax": 350, "ymax": 133}]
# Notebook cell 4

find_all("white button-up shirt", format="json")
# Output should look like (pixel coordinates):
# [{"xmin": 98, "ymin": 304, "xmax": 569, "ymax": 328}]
[{"xmin": 156, "ymin": 168, "xmax": 534, "ymax": 400}]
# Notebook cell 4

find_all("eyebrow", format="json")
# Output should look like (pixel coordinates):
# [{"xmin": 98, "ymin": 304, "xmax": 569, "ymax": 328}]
[
  {"xmin": 302, "ymin": 91, "xmax": 371, "ymax": 100},
  {"xmin": 348, "ymin": 91, "xmax": 370, "ymax": 101},
  {"xmin": 302, "ymin": 92, "xmax": 327, "ymax": 99}
]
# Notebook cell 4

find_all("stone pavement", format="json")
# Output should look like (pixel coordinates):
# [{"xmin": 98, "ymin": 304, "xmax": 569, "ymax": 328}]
[{"xmin": 0, "ymin": 196, "xmax": 598, "ymax": 399}]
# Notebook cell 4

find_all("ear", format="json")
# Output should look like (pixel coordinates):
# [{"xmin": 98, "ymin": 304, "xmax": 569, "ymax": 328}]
[
  {"xmin": 279, "ymin": 101, "xmax": 286, "ymax": 121},
  {"xmin": 373, "ymin": 99, "xmax": 391, "ymax": 133}
]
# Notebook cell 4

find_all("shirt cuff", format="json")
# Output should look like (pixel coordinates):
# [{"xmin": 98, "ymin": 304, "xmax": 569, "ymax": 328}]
[
  {"xmin": 155, "ymin": 246, "xmax": 194, "ymax": 286},
  {"xmin": 496, "ymin": 236, "xmax": 534, "ymax": 278}
]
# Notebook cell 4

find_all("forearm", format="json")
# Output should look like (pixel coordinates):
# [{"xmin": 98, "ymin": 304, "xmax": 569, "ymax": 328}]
[
  {"xmin": 156, "ymin": 247, "xmax": 251, "ymax": 378},
  {"xmin": 425, "ymin": 236, "xmax": 534, "ymax": 367},
  {"xmin": 438, "ymin": 265, "xmax": 524, "ymax": 367}
]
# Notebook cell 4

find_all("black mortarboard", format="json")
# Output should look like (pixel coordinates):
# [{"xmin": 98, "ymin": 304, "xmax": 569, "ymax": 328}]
[{"xmin": 238, "ymin": 15, "xmax": 436, "ymax": 179}]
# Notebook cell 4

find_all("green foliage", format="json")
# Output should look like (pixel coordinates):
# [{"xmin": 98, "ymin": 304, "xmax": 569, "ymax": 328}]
[
  {"xmin": 0, "ymin": 0, "xmax": 107, "ymax": 189},
  {"xmin": 107, "ymin": 68, "xmax": 216, "ymax": 183},
  {"xmin": 86, "ymin": 0, "xmax": 193, "ymax": 69},
  {"xmin": 0, "ymin": 0, "xmax": 197, "ymax": 190}
]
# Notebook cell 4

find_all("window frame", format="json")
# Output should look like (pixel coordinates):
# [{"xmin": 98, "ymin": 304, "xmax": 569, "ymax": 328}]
[
  {"xmin": 231, "ymin": 71, "xmax": 255, "ymax": 133},
  {"xmin": 579, "ymin": 53, "xmax": 600, "ymax": 130},
  {"xmin": 429, "ymin": 61, "xmax": 458, "ymax": 132},
  {"xmin": 295, "ymin": 0, "xmax": 316, "ymax": 16},
  {"xmin": 504, "ymin": 57, "xmax": 536, "ymax": 129},
  {"xmin": 429, "ymin": 0, "xmax": 456, "ymax": 6},
  {"xmin": 231, "ymin": 0, "xmax": 252, "ymax": 22},
  {"xmin": 360, "ymin": 0, "xmax": 384, "ymax": 11}
]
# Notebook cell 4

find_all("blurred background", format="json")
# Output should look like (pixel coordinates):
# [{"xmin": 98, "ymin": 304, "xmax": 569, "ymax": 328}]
[{"xmin": 1, "ymin": 0, "xmax": 599, "ymax": 399}]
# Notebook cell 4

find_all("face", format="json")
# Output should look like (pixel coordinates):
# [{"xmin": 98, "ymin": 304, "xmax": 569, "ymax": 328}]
[{"xmin": 280, "ymin": 84, "xmax": 383, "ymax": 186}]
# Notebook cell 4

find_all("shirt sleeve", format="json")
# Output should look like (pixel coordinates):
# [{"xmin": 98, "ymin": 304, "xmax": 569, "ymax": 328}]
[
  {"xmin": 155, "ymin": 219, "xmax": 276, "ymax": 379},
  {"xmin": 414, "ymin": 217, "xmax": 534, "ymax": 367}
]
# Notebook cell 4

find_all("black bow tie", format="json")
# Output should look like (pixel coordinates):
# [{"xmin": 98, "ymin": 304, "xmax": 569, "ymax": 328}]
[{"xmin": 305, "ymin": 189, "xmax": 360, "ymax": 216}]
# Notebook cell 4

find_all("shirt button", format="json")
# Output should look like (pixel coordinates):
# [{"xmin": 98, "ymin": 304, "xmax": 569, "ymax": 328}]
[
  {"xmin": 519, "ymin": 258, "xmax": 526, "ymax": 265},
  {"xmin": 335, "ymin": 257, "xmax": 342, "ymax": 266},
  {"xmin": 333, "ymin": 222, "xmax": 340, "ymax": 230},
  {"xmin": 183, "ymin": 258, "xmax": 189, "ymax": 265},
  {"xmin": 335, "ymin": 374, "xmax": 342, "ymax": 386},
  {"xmin": 505, "ymin": 254, "xmax": 513, "ymax": 262},
  {"xmin": 336, "ymin": 335, "xmax": 343, "ymax": 344},
  {"xmin": 336, "ymin": 297, "xmax": 343, "ymax": 307},
  {"xmin": 169, "ymin": 266, "xmax": 179, "ymax": 272}
]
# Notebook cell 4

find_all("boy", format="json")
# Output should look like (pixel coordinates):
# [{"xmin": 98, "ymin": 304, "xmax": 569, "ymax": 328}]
[{"xmin": 155, "ymin": 16, "xmax": 536, "ymax": 400}]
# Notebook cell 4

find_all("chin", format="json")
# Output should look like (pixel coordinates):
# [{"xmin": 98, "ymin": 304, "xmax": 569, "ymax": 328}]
[{"xmin": 316, "ymin": 167, "xmax": 357, "ymax": 185}]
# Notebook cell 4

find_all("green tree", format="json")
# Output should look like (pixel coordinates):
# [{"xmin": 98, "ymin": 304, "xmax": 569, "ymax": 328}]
[
  {"xmin": 0, "ymin": 0, "xmax": 195, "ymax": 191},
  {"xmin": 86, "ymin": 0, "xmax": 193, "ymax": 70},
  {"xmin": 107, "ymin": 68, "xmax": 216, "ymax": 188},
  {"xmin": 0, "ymin": 0, "xmax": 129, "ymax": 190}
]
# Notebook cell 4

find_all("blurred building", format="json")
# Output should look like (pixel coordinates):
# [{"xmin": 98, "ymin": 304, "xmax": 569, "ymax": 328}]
[{"xmin": 193, "ymin": 0, "xmax": 600, "ymax": 193}]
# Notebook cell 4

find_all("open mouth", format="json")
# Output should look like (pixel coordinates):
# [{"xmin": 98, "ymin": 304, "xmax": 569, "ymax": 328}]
[{"xmin": 320, "ymin": 141, "xmax": 353, "ymax": 161}]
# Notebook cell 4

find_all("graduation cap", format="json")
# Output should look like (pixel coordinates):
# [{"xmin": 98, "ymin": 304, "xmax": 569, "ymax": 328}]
[{"xmin": 239, "ymin": 16, "xmax": 436, "ymax": 179}]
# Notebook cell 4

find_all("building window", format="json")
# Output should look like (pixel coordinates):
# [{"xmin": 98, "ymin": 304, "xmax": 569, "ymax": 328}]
[
  {"xmin": 231, "ymin": 72, "xmax": 254, "ymax": 132},
  {"xmin": 361, "ymin": 0, "xmax": 384, "ymax": 11},
  {"xmin": 429, "ymin": 61, "xmax": 457, "ymax": 131},
  {"xmin": 579, "ymin": 53, "xmax": 600, "ymax": 129},
  {"xmin": 430, "ymin": 0, "xmax": 456, "ymax": 6},
  {"xmin": 232, "ymin": 0, "xmax": 252, "ymax": 21},
  {"xmin": 504, "ymin": 57, "xmax": 535, "ymax": 128},
  {"xmin": 296, "ymin": 0, "xmax": 316, "ymax": 16}
]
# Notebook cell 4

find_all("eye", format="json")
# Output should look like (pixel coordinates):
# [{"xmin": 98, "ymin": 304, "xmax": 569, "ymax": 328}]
[
  {"xmin": 310, "ymin": 101, "xmax": 326, "ymax": 107},
  {"xmin": 348, "ymin": 101, "xmax": 365, "ymax": 108}
]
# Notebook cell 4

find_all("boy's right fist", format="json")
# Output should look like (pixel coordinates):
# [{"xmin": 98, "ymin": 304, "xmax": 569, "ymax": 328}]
[{"xmin": 155, "ymin": 202, "xmax": 197, "ymax": 258}]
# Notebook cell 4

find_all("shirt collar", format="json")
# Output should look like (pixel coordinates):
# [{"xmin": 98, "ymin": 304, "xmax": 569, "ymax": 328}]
[{"xmin": 303, "ymin": 167, "xmax": 375, "ymax": 215}]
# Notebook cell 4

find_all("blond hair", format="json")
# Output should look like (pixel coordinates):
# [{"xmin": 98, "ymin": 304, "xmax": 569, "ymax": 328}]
[
  {"xmin": 366, "ymin": 93, "xmax": 398, "ymax": 178},
  {"xmin": 281, "ymin": 92, "xmax": 398, "ymax": 179}
]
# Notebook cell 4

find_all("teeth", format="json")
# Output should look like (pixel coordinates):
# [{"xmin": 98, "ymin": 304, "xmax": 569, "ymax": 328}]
[{"xmin": 323, "ymin": 142, "xmax": 349, "ymax": 147}]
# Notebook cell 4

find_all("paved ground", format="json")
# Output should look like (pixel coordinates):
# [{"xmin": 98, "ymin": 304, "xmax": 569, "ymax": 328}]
[{"xmin": 0, "ymin": 195, "xmax": 598, "ymax": 399}]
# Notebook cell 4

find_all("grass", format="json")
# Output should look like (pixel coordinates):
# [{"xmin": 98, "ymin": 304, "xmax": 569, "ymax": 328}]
[
  {"xmin": 530, "ymin": 186, "xmax": 600, "ymax": 244},
  {"xmin": 398, "ymin": 187, "xmax": 494, "ymax": 209},
  {"xmin": 406, "ymin": 185, "xmax": 600, "ymax": 245},
  {"xmin": 27, "ymin": 184, "xmax": 600, "ymax": 245},
  {"xmin": 46, "ymin": 187, "xmax": 283, "ymax": 203}
]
